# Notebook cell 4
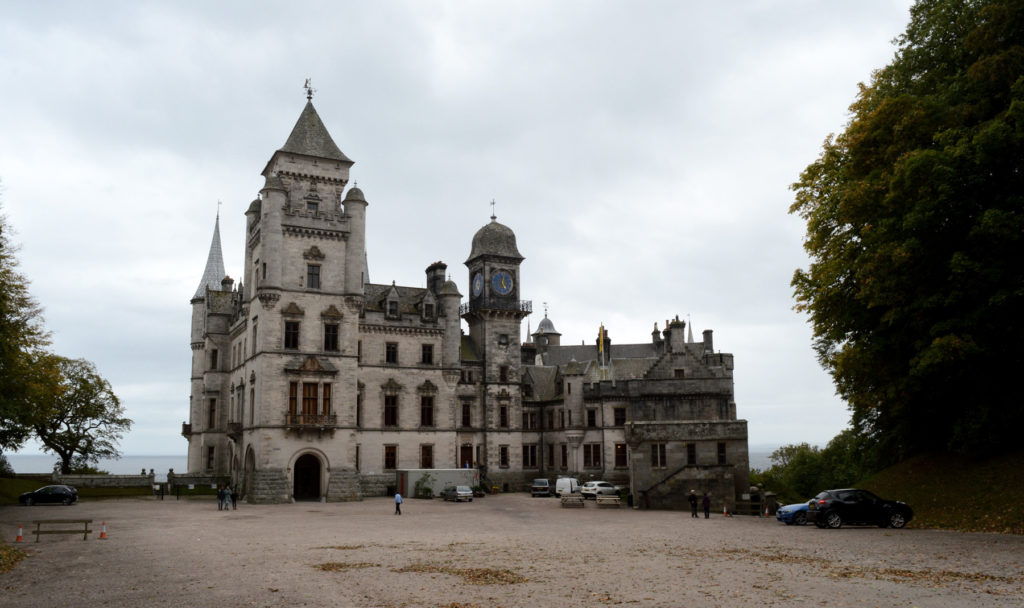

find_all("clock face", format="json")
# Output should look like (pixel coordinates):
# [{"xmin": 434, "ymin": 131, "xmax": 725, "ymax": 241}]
[
  {"xmin": 492, "ymin": 270, "xmax": 514, "ymax": 296},
  {"xmin": 472, "ymin": 273, "xmax": 483, "ymax": 297}
]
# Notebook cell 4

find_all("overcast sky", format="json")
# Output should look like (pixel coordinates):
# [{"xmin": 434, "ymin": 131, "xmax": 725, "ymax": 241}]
[{"xmin": 1, "ymin": 0, "xmax": 914, "ymax": 457}]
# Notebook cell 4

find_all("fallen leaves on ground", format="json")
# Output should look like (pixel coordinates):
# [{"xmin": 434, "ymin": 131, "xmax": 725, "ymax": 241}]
[
  {"xmin": 393, "ymin": 562, "xmax": 527, "ymax": 585},
  {"xmin": 313, "ymin": 562, "xmax": 379, "ymax": 572},
  {"xmin": 0, "ymin": 545, "xmax": 27, "ymax": 574}
]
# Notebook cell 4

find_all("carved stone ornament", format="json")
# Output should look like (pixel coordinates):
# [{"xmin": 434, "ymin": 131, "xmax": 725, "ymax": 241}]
[
  {"xmin": 303, "ymin": 246, "xmax": 326, "ymax": 261},
  {"xmin": 321, "ymin": 304, "xmax": 344, "ymax": 319},
  {"xmin": 258, "ymin": 291, "xmax": 280, "ymax": 309},
  {"xmin": 282, "ymin": 302, "xmax": 305, "ymax": 317},
  {"xmin": 249, "ymin": 371, "xmax": 256, "ymax": 385},
  {"xmin": 381, "ymin": 378, "xmax": 403, "ymax": 394},
  {"xmin": 418, "ymin": 380, "xmax": 438, "ymax": 395}
]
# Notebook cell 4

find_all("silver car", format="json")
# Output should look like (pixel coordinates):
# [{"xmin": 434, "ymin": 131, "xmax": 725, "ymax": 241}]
[
  {"xmin": 581, "ymin": 481, "xmax": 621, "ymax": 499},
  {"xmin": 442, "ymin": 485, "xmax": 474, "ymax": 502}
]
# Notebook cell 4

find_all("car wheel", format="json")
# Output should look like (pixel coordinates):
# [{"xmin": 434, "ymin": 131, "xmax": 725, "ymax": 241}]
[
  {"xmin": 793, "ymin": 512, "xmax": 807, "ymax": 526},
  {"xmin": 25, "ymin": 497, "xmax": 34, "ymax": 506},
  {"xmin": 63, "ymin": 497, "xmax": 72, "ymax": 506},
  {"xmin": 888, "ymin": 512, "xmax": 906, "ymax": 529},
  {"xmin": 824, "ymin": 511, "xmax": 843, "ymax": 529}
]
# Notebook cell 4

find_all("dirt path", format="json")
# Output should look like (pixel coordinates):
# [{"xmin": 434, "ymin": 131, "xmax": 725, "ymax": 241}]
[{"xmin": 2, "ymin": 495, "xmax": 1022, "ymax": 607}]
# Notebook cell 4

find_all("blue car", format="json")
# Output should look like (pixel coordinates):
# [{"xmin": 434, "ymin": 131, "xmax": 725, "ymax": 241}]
[{"xmin": 776, "ymin": 502, "xmax": 809, "ymax": 525}]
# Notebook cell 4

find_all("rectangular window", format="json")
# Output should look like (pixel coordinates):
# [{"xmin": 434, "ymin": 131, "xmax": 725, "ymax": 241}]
[
  {"xmin": 420, "ymin": 445, "xmax": 433, "ymax": 469},
  {"xmin": 206, "ymin": 446, "xmax": 215, "ymax": 471},
  {"xmin": 523, "ymin": 444, "xmax": 537, "ymax": 468},
  {"xmin": 547, "ymin": 443, "xmax": 555, "ymax": 467},
  {"xmin": 384, "ymin": 395, "xmax": 398, "ymax": 426},
  {"xmin": 207, "ymin": 398, "xmax": 217, "ymax": 428},
  {"xmin": 546, "ymin": 410, "xmax": 554, "ymax": 430},
  {"xmin": 421, "ymin": 344, "xmax": 433, "ymax": 365},
  {"xmin": 674, "ymin": 369, "xmax": 685, "ymax": 378},
  {"xmin": 615, "ymin": 443, "xmax": 628, "ymax": 468},
  {"xmin": 499, "ymin": 404, "xmax": 508, "ymax": 427},
  {"xmin": 560, "ymin": 444, "xmax": 568, "ymax": 469},
  {"xmin": 424, "ymin": 303, "xmax": 434, "ymax": 318},
  {"xmin": 614, "ymin": 407, "xmax": 626, "ymax": 426},
  {"xmin": 384, "ymin": 445, "xmax": 397, "ymax": 470},
  {"xmin": 385, "ymin": 342, "xmax": 398, "ymax": 364},
  {"xmin": 306, "ymin": 200, "xmax": 319, "ymax": 213},
  {"xmin": 583, "ymin": 443, "xmax": 601, "ymax": 468},
  {"xmin": 355, "ymin": 444, "xmax": 360, "ymax": 472},
  {"xmin": 559, "ymin": 410, "xmax": 565, "ymax": 428},
  {"xmin": 261, "ymin": 262, "xmax": 266, "ymax": 279},
  {"xmin": 307, "ymin": 264, "xmax": 321, "ymax": 289},
  {"xmin": 586, "ymin": 409, "xmax": 597, "ymax": 427},
  {"xmin": 324, "ymin": 323, "xmax": 339, "ymax": 351},
  {"xmin": 499, "ymin": 365, "xmax": 509, "ymax": 382},
  {"xmin": 717, "ymin": 442, "xmax": 727, "ymax": 465},
  {"xmin": 210, "ymin": 349, "xmax": 218, "ymax": 370},
  {"xmin": 322, "ymin": 383, "xmax": 331, "ymax": 416},
  {"xmin": 288, "ymin": 382, "xmax": 298, "ymax": 416},
  {"xmin": 420, "ymin": 395, "xmax": 434, "ymax": 427},
  {"xmin": 284, "ymin": 321, "xmax": 300, "ymax": 349},
  {"xmin": 387, "ymin": 300, "xmax": 399, "ymax": 317},
  {"xmin": 302, "ymin": 383, "xmax": 318, "ymax": 417},
  {"xmin": 357, "ymin": 340, "xmax": 362, "ymax": 362},
  {"xmin": 356, "ymin": 392, "xmax": 363, "ymax": 427},
  {"xmin": 652, "ymin": 443, "xmax": 667, "ymax": 468},
  {"xmin": 461, "ymin": 402, "xmax": 471, "ymax": 427},
  {"xmin": 523, "ymin": 383, "xmax": 533, "ymax": 397},
  {"xmin": 499, "ymin": 445, "xmax": 509, "ymax": 468},
  {"xmin": 687, "ymin": 443, "xmax": 697, "ymax": 465}
]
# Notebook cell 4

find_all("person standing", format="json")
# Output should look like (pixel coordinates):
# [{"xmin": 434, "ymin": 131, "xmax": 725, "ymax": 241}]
[
  {"xmin": 702, "ymin": 492, "xmax": 711, "ymax": 519},
  {"xmin": 230, "ymin": 484, "xmax": 239, "ymax": 510},
  {"xmin": 394, "ymin": 492, "xmax": 403, "ymax": 515},
  {"xmin": 688, "ymin": 490, "xmax": 698, "ymax": 518},
  {"xmin": 217, "ymin": 485, "xmax": 225, "ymax": 511}
]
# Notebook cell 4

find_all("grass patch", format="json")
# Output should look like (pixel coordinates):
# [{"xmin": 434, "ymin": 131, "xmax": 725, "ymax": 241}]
[
  {"xmin": 0, "ymin": 545, "xmax": 28, "ymax": 574},
  {"xmin": 393, "ymin": 562, "xmax": 527, "ymax": 585},
  {"xmin": 860, "ymin": 451, "xmax": 1024, "ymax": 534},
  {"xmin": 314, "ymin": 561, "xmax": 379, "ymax": 571}
]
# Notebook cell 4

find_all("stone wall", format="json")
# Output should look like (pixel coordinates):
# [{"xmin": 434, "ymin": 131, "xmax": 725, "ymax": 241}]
[
  {"xmin": 247, "ymin": 469, "xmax": 291, "ymax": 504},
  {"xmin": 359, "ymin": 473, "xmax": 393, "ymax": 497},
  {"xmin": 55, "ymin": 473, "xmax": 154, "ymax": 488}
]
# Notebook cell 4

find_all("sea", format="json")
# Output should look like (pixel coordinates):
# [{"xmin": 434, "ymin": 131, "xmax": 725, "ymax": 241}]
[{"xmin": 4, "ymin": 454, "xmax": 186, "ymax": 482}]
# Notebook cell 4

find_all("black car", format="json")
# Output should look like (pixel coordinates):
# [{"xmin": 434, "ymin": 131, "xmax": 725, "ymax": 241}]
[
  {"xmin": 806, "ymin": 488, "xmax": 912, "ymax": 529},
  {"xmin": 19, "ymin": 484, "xmax": 79, "ymax": 506}
]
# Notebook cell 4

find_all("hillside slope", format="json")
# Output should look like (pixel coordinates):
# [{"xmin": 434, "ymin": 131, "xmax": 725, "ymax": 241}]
[{"xmin": 860, "ymin": 451, "xmax": 1023, "ymax": 535}]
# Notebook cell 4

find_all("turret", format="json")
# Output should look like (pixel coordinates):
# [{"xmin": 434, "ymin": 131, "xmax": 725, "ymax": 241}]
[
  {"xmin": 426, "ymin": 261, "xmax": 447, "ymax": 295},
  {"xmin": 343, "ymin": 186, "xmax": 367, "ymax": 295},
  {"xmin": 665, "ymin": 315, "xmax": 686, "ymax": 353},
  {"xmin": 438, "ymin": 277, "xmax": 462, "ymax": 367}
]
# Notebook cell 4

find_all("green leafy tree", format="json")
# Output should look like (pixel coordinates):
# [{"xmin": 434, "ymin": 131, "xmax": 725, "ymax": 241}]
[
  {"xmin": 0, "ymin": 194, "xmax": 51, "ymax": 453},
  {"xmin": 31, "ymin": 356, "xmax": 131, "ymax": 474},
  {"xmin": 790, "ymin": 0, "xmax": 1024, "ymax": 463}
]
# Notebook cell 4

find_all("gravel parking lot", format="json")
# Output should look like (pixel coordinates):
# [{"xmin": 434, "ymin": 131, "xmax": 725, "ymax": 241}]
[{"xmin": 2, "ymin": 494, "xmax": 1022, "ymax": 607}]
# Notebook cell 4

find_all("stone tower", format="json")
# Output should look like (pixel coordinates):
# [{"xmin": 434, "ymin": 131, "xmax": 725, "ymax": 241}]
[{"xmin": 462, "ymin": 216, "xmax": 531, "ymax": 481}]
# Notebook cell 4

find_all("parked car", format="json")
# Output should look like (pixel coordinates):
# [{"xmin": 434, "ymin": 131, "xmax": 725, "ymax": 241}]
[
  {"xmin": 580, "ymin": 481, "xmax": 620, "ymax": 499},
  {"xmin": 806, "ymin": 488, "xmax": 913, "ymax": 529},
  {"xmin": 531, "ymin": 479, "xmax": 552, "ymax": 497},
  {"xmin": 19, "ymin": 484, "xmax": 78, "ymax": 506},
  {"xmin": 441, "ymin": 485, "xmax": 474, "ymax": 502},
  {"xmin": 554, "ymin": 477, "xmax": 581, "ymax": 497},
  {"xmin": 776, "ymin": 502, "xmax": 809, "ymax": 525}
]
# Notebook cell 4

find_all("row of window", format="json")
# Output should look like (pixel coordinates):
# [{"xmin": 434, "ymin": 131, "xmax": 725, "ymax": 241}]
[{"xmin": 649, "ymin": 442, "xmax": 728, "ymax": 467}]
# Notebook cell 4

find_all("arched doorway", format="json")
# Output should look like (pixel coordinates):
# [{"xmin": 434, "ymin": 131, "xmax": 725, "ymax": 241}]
[{"xmin": 293, "ymin": 454, "xmax": 321, "ymax": 500}]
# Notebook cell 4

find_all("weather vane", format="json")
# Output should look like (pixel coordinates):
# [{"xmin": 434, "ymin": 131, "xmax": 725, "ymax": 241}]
[
  {"xmin": 543, "ymin": 301, "xmax": 548, "ymax": 317},
  {"xmin": 304, "ymin": 78, "xmax": 316, "ymax": 101},
  {"xmin": 490, "ymin": 199, "xmax": 496, "ymax": 220}
]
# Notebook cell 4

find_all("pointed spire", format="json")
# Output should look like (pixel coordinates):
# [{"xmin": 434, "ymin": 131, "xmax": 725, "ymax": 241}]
[
  {"xmin": 687, "ymin": 314, "xmax": 694, "ymax": 343},
  {"xmin": 193, "ymin": 213, "xmax": 227, "ymax": 299},
  {"xmin": 279, "ymin": 101, "xmax": 352, "ymax": 163}
]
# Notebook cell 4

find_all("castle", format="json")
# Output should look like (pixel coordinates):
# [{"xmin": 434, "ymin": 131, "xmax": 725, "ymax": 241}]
[{"xmin": 185, "ymin": 96, "xmax": 749, "ymax": 507}]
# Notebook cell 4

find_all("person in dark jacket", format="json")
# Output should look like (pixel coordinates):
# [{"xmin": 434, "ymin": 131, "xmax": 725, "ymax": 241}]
[
  {"xmin": 688, "ymin": 490, "xmax": 698, "ymax": 518},
  {"xmin": 702, "ymin": 492, "xmax": 711, "ymax": 519}
]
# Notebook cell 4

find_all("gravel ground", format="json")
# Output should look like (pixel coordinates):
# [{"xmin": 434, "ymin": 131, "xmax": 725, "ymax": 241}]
[{"xmin": 2, "ymin": 494, "xmax": 1022, "ymax": 607}]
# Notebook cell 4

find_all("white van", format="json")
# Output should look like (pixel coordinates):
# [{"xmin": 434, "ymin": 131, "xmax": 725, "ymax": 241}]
[{"xmin": 554, "ymin": 477, "xmax": 580, "ymax": 496}]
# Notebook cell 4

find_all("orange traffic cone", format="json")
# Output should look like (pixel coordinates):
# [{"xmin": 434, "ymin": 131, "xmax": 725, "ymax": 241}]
[
  {"xmin": 99, "ymin": 522, "xmax": 107, "ymax": 540},
  {"xmin": 764, "ymin": 505, "xmax": 770, "ymax": 517},
  {"xmin": 722, "ymin": 505, "xmax": 729, "ymax": 517},
  {"xmin": 15, "ymin": 524, "xmax": 23, "ymax": 543}
]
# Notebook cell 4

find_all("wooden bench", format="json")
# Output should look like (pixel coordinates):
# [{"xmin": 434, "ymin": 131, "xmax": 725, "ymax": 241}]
[
  {"xmin": 31, "ymin": 519, "xmax": 93, "ymax": 542},
  {"xmin": 596, "ymin": 495, "xmax": 622, "ymax": 508},
  {"xmin": 560, "ymin": 495, "xmax": 585, "ymax": 508}
]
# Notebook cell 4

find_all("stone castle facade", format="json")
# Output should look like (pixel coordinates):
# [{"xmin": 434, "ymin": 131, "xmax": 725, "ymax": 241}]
[{"xmin": 184, "ymin": 99, "xmax": 749, "ymax": 506}]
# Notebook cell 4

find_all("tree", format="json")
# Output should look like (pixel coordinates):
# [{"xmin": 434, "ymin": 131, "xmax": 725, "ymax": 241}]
[
  {"xmin": 0, "ymin": 193, "xmax": 51, "ymax": 453},
  {"xmin": 31, "ymin": 356, "xmax": 132, "ymax": 474},
  {"xmin": 790, "ymin": 0, "xmax": 1024, "ymax": 463}
]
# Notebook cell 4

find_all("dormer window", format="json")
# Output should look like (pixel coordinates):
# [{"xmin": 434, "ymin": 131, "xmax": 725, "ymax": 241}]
[
  {"xmin": 387, "ymin": 300, "xmax": 399, "ymax": 318},
  {"xmin": 423, "ymin": 303, "xmax": 435, "ymax": 319}
]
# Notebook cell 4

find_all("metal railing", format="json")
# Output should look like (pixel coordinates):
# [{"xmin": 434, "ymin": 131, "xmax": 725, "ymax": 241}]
[
  {"xmin": 284, "ymin": 413, "xmax": 337, "ymax": 426},
  {"xmin": 460, "ymin": 299, "xmax": 532, "ymax": 315}
]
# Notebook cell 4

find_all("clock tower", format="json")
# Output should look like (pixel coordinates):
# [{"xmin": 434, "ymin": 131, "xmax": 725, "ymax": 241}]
[{"xmin": 463, "ymin": 214, "xmax": 531, "ymax": 478}]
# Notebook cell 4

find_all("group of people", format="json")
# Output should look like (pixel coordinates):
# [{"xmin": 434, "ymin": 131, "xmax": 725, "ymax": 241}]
[
  {"xmin": 217, "ymin": 484, "xmax": 237, "ymax": 510},
  {"xmin": 687, "ymin": 490, "xmax": 711, "ymax": 518}
]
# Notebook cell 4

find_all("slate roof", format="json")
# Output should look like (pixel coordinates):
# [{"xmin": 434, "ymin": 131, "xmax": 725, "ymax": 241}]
[
  {"xmin": 193, "ymin": 215, "xmax": 227, "ymax": 299},
  {"xmin": 278, "ymin": 101, "xmax": 352, "ymax": 163},
  {"xmin": 466, "ymin": 218, "xmax": 523, "ymax": 262},
  {"xmin": 364, "ymin": 283, "xmax": 429, "ymax": 314}
]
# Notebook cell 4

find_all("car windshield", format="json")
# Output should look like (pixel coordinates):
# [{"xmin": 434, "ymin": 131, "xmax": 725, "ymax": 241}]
[
  {"xmin": 533, "ymin": 479, "xmax": 548, "ymax": 486},
  {"xmin": 457, "ymin": 486, "xmax": 470, "ymax": 492}
]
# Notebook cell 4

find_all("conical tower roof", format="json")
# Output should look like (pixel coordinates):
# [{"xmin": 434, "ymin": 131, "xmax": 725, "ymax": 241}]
[
  {"xmin": 279, "ymin": 101, "xmax": 352, "ymax": 163},
  {"xmin": 193, "ymin": 214, "xmax": 227, "ymax": 299}
]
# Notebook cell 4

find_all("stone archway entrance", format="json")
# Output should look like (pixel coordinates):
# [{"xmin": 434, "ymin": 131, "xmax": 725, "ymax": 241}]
[{"xmin": 293, "ymin": 454, "xmax": 321, "ymax": 501}]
